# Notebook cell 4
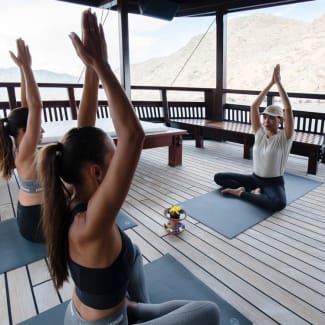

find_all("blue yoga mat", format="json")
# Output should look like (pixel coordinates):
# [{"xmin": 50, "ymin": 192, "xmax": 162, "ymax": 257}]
[
  {"xmin": 0, "ymin": 210, "xmax": 137, "ymax": 274},
  {"xmin": 179, "ymin": 173, "xmax": 322, "ymax": 239},
  {"xmin": 19, "ymin": 254, "xmax": 251, "ymax": 324}
]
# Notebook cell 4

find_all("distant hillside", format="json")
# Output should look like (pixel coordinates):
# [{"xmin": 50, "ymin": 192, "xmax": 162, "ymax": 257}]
[
  {"xmin": 1, "ymin": 13, "xmax": 324, "ymax": 103},
  {"xmin": 0, "ymin": 68, "xmax": 79, "ymax": 101},
  {"xmin": 131, "ymin": 13, "xmax": 325, "ymax": 95},
  {"xmin": 0, "ymin": 67, "xmax": 78, "ymax": 83}
]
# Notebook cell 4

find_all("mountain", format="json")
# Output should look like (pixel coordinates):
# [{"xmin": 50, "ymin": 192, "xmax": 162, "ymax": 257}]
[
  {"xmin": 0, "ymin": 68, "xmax": 79, "ymax": 101},
  {"xmin": 1, "ymin": 13, "xmax": 324, "ymax": 101},
  {"xmin": 130, "ymin": 13, "xmax": 325, "ymax": 95},
  {"xmin": 0, "ymin": 67, "xmax": 78, "ymax": 83}
]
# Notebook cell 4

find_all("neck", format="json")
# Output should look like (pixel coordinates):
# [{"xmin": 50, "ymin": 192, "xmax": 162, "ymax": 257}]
[{"xmin": 266, "ymin": 129, "xmax": 278, "ymax": 138}]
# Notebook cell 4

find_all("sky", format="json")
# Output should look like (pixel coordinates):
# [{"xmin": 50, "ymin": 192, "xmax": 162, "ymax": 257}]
[{"xmin": 0, "ymin": 0, "xmax": 324, "ymax": 79}]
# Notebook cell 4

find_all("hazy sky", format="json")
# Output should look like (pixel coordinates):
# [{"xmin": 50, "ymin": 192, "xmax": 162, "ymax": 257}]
[{"xmin": 0, "ymin": 0, "xmax": 324, "ymax": 79}]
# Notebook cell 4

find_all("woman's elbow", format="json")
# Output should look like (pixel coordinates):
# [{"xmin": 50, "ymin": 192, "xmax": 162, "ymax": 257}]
[
  {"xmin": 135, "ymin": 127, "xmax": 145, "ymax": 144},
  {"xmin": 124, "ymin": 125, "xmax": 145, "ymax": 145}
]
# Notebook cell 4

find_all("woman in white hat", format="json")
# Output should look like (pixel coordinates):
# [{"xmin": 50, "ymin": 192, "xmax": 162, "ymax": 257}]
[{"xmin": 214, "ymin": 64, "xmax": 294, "ymax": 211}]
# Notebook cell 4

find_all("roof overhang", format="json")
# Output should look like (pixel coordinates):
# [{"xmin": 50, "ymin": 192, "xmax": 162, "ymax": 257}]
[{"xmin": 57, "ymin": 0, "xmax": 314, "ymax": 19}]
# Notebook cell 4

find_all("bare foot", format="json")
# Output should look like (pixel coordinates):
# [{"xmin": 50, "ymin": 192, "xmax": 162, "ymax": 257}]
[
  {"xmin": 221, "ymin": 186, "xmax": 245, "ymax": 197},
  {"xmin": 251, "ymin": 187, "xmax": 261, "ymax": 195}
]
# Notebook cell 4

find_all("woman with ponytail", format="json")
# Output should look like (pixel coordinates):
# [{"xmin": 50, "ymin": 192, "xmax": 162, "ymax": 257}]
[
  {"xmin": 0, "ymin": 39, "xmax": 44, "ymax": 242},
  {"xmin": 38, "ymin": 9, "xmax": 219, "ymax": 325}
]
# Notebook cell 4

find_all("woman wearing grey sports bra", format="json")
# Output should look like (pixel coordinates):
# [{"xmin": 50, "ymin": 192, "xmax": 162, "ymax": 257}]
[
  {"xmin": 0, "ymin": 39, "xmax": 44, "ymax": 242},
  {"xmin": 16, "ymin": 176, "xmax": 43, "ymax": 242},
  {"xmin": 38, "ymin": 10, "xmax": 219, "ymax": 325}
]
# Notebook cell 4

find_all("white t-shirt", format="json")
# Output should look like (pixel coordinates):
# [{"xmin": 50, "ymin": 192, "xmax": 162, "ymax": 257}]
[{"xmin": 253, "ymin": 127, "xmax": 293, "ymax": 178}]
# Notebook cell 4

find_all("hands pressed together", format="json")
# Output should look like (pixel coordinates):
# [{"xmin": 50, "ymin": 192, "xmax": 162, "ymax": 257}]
[
  {"xmin": 9, "ymin": 38, "xmax": 32, "ymax": 69},
  {"xmin": 271, "ymin": 64, "xmax": 281, "ymax": 85},
  {"xmin": 69, "ymin": 9, "xmax": 108, "ymax": 71}
]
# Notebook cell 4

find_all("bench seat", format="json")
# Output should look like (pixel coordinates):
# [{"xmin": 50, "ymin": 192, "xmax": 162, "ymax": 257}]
[{"xmin": 170, "ymin": 118, "xmax": 325, "ymax": 175}]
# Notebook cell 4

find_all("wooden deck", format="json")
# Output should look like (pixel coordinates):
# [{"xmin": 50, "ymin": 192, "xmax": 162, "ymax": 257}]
[{"xmin": 1, "ymin": 139, "xmax": 325, "ymax": 325}]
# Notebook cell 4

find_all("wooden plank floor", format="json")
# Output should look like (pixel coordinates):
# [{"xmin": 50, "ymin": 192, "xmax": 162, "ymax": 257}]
[{"xmin": 1, "ymin": 140, "xmax": 325, "ymax": 325}]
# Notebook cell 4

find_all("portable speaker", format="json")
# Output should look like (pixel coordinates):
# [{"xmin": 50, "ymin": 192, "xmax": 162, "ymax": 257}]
[{"xmin": 139, "ymin": 0, "xmax": 179, "ymax": 21}]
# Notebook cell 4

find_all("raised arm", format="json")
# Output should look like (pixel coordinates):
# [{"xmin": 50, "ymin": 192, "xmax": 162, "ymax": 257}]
[
  {"xmin": 273, "ymin": 65, "xmax": 294, "ymax": 139},
  {"xmin": 20, "ymin": 66, "xmax": 27, "ymax": 107},
  {"xmin": 250, "ymin": 73, "xmax": 274, "ymax": 133},
  {"xmin": 69, "ymin": 10, "xmax": 144, "ymax": 232},
  {"xmin": 78, "ymin": 66, "xmax": 99, "ymax": 127},
  {"xmin": 77, "ymin": 12, "xmax": 99, "ymax": 128},
  {"xmin": 9, "ymin": 39, "xmax": 42, "ymax": 168}
]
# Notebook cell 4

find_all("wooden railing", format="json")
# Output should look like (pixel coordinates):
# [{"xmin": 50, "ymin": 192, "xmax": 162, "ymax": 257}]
[
  {"xmin": 223, "ymin": 103, "xmax": 325, "ymax": 136},
  {"xmin": 0, "ymin": 82, "xmax": 324, "ymax": 135}
]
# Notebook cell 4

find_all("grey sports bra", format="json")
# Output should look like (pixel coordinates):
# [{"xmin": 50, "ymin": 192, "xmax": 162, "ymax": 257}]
[{"xmin": 18, "ymin": 176, "xmax": 42, "ymax": 193}]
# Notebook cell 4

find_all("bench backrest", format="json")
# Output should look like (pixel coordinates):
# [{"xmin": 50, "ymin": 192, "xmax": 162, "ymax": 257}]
[{"xmin": 224, "ymin": 103, "xmax": 325, "ymax": 135}]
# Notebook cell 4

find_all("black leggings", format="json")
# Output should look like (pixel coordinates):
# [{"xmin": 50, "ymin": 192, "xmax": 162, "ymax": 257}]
[
  {"xmin": 214, "ymin": 172, "xmax": 286, "ymax": 211},
  {"xmin": 16, "ymin": 201, "xmax": 44, "ymax": 243}
]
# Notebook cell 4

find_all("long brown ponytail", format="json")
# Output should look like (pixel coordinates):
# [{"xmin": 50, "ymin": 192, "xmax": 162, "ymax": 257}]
[
  {"xmin": 37, "ymin": 126, "xmax": 109, "ymax": 289},
  {"xmin": 37, "ymin": 142, "xmax": 70, "ymax": 289},
  {"xmin": 0, "ymin": 117, "xmax": 15, "ymax": 179},
  {"xmin": 0, "ymin": 107, "xmax": 28, "ymax": 179}
]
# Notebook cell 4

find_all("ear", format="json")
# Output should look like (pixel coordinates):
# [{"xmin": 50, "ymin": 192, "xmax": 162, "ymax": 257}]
[
  {"xmin": 90, "ymin": 164, "xmax": 102, "ymax": 181},
  {"xmin": 18, "ymin": 128, "xmax": 26, "ymax": 136}
]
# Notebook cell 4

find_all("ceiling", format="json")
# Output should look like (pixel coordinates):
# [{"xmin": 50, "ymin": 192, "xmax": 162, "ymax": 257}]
[{"xmin": 58, "ymin": 0, "xmax": 313, "ymax": 19}]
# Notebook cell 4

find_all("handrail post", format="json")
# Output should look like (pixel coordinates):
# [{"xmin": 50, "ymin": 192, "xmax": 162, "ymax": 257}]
[
  {"xmin": 266, "ymin": 93, "xmax": 273, "ymax": 106},
  {"xmin": 161, "ymin": 88, "xmax": 170, "ymax": 124},
  {"xmin": 205, "ymin": 89, "xmax": 219, "ymax": 120},
  {"xmin": 7, "ymin": 86, "xmax": 17, "ymax": 109},
  {"xmin": 67, "ymin": 87, "xmax": 78, "ymax": 120}
]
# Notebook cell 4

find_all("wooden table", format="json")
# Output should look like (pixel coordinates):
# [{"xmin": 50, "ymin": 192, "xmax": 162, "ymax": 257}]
[{"xmin": 41, "ymin": 119, "xmax": 187, "ymax": 166}]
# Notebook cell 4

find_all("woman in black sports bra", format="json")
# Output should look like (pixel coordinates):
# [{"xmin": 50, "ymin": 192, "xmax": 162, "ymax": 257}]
[
  {"xmin": 38, "ymin": 10, "xmax": 219, "ymax": 325},
  {"xmin": 0, "ymin": 39, "xmax": 44, "ymax": 242}
]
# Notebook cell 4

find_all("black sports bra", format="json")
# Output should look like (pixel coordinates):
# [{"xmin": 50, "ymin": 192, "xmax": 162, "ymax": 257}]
[{"xmin": 67, "ymin": 203, "xmax": 135, "ymax": 310}]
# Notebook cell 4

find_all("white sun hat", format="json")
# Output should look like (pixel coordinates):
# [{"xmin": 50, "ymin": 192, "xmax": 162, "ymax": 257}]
[{"xmin": 261, "ymin": 105, "xmax": 283, "ymax": 117}]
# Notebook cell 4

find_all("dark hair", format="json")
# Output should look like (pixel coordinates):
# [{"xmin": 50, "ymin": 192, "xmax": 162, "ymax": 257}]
[
  {"xmin": 38, "ymin": 126, "xmax": 110, "ymax": 289},
  {"xmin": 0, "ymin": 107, "xmax": 28, "ymax": 179}
]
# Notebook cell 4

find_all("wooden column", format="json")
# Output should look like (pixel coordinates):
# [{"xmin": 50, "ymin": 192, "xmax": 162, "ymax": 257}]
[
  {"xmin": 117, "ymin": 0, "xmax": 131, "ymax": 99},
  {"xmin": 215, "ymin": 11, "xmax": 227, "ymax": 122}
]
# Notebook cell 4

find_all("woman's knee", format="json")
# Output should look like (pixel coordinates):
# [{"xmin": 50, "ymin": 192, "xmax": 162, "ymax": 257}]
[
  {"xmin": 203, "ymin": 301, "xmax": 220, "ymax": 319},
  {"xmin": 195, "ymin": 301, "xmax": 220, "ymax": 324},
  {"xmin": 214, "ymin": 172, "xmax": 224, "ymax": 185},
  {"xmin": 272, "ymin": 199, "xmax": 286, "ymax": 211}
]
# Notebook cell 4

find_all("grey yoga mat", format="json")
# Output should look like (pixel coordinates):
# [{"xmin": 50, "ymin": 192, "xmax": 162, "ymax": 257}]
[
  {"xmin": 0, "ymin": 210, "xmax": 137, "ymax": 274},
  {"xmin": 19, "ymin": 253, "xmax": 251, "ymax": 325},
  {"xmin": 179, "ymin": 173, "xmax": 322, "ymax": 239}
]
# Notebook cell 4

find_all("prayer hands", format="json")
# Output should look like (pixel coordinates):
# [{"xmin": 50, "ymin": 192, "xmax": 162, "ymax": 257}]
[
  {"xmin": 272, "ymin": 64, "xmax": 281, "ymax": 84},
  {"xmin": 9, "ymin": 38, "xmax": 32, "ymax": 69},
  {"xmin": 70, "ymin": 9, "xmax": 108, "ymax": 69}
]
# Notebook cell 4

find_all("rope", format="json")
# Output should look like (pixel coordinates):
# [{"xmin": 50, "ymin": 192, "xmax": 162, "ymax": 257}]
[{"xmin": 170, "ymin": 17, "xmax": 216, "ymax": 86}]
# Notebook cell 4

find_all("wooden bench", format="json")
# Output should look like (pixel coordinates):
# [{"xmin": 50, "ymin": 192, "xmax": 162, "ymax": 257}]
[{"xmin": 170, "ymin": 105, "xmax": 325, "ymax": 175}]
